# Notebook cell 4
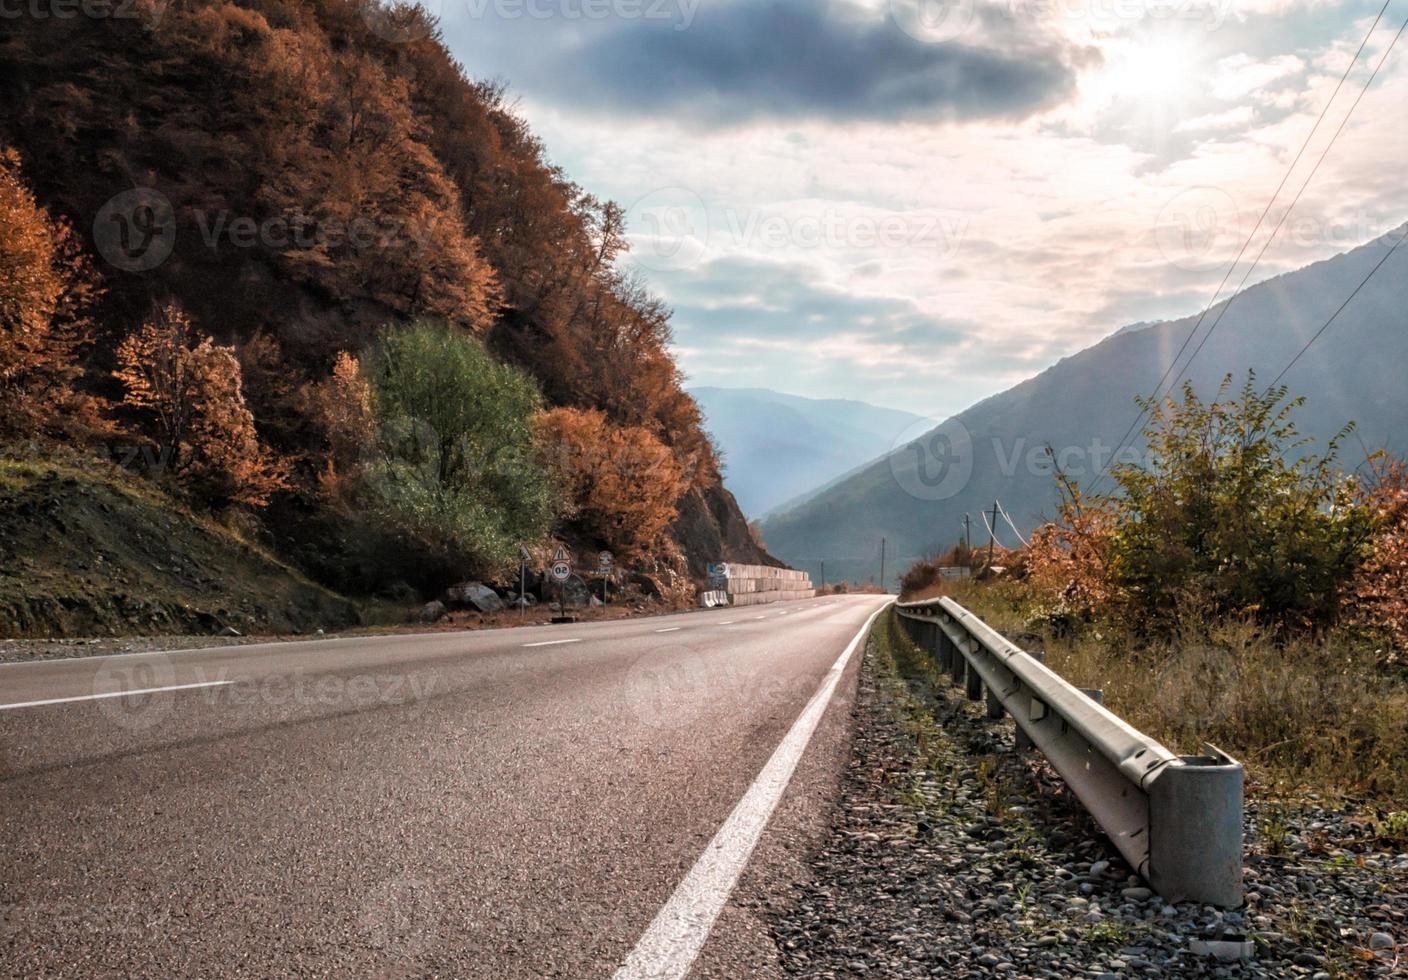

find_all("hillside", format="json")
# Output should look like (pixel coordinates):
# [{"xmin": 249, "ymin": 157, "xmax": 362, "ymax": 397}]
[
  {"xmin": 763, "ymin": 226, "xmax": 1408, "ymax": 589},
  {"xmin": 0, "ymin": 0, "xmax": 771, "ymax": 610},
  {"xmin": 691, "ymin": 387, "xmax": 932, "ymax": 518},
  {"xmin": 0, "ymin": 459, "xmax": 358, "ymax": 638}
]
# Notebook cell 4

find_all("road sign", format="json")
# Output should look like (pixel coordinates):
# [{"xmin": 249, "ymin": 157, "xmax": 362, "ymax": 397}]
[
  {"xmin": 519, "ymin": 545, "xmax": 533, "ymax": 562},
  {"xmin": 707, "ymin": 562, "xmax": 729, "ymax": 578},
  {"xmin": 550, "ymin": 560, "xmax": 572, "ymax": 583},
  {"xmin": 553, "ymin": 544, "xmax": 571, "ymax": 563},
  {"xmin": 598, "ymin": 550, "xmax": 613, "ymax": 570}
]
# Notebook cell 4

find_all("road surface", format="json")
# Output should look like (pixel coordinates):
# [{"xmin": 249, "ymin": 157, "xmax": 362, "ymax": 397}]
[{"xmin": 0, "ymin": 594, "xmax": 890, "ymax": 978}]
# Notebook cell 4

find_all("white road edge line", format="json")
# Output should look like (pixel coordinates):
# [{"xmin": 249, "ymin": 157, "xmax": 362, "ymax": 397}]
[
  {"xmin": 654, "ymin": 627, "xmax": 682, "ymax": 633},
  {"xmin": 0, "ymin": 680, "xmax": 234, "ymax": 712},
  {"xmin": 611, "ymin": 601, "xmax": 891, "ymax": 980},
  {"xmin": 523, "ymin": 639, "xmax": 582, "ymax": 648}
]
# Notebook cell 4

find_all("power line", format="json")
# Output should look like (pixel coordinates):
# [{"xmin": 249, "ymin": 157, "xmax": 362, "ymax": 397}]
[
  {"xmin": 1270, "ymin": 225, "xmax": 1407, "ymax": 387},
  {"xmin": 996, "ymin": 499, "xmax": 1030, "ymax": 548},
  {"xmin": 1087, "ymin": 0, "xmax": 1398, "ymax": 496},
  {"xmin": 1164, "ymin": 11, "xmax": 1408, "ymax": 402}
]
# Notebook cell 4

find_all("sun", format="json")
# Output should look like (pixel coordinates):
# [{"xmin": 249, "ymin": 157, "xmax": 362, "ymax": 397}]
[{"xmin": 1091, "ymin": 33, "xmax": 1207, "ymax": 113}]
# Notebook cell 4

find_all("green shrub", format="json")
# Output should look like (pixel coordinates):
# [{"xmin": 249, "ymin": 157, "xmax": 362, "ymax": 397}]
[
  {"xmin": 1108, "ymin": 375, "xmax": 1374, "ymax": 631},
  {"xmin": 363, "ymin": 321, "xmax": 553, "ymax": 574}
]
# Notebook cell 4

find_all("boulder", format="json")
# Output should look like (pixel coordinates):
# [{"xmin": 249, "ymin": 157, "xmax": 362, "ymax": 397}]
[
  {"xmin": 418, "ymin": 600, "xmax": 448, "ymax": 624},
  {"xmin": 560, "ymin": 577, "xmax": 593, "ymax": 609},
  {"xmin": 629, "ymin": 571, "xmax": 665, "ymax": 599},
  {"xmin": 445, "ymin": 582, "xmax": 505, "ymax": 613}
]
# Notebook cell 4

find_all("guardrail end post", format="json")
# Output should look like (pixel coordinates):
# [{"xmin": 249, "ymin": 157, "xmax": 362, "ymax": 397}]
[{"xmin": 1146, "ymin": 748, "xmax": 1244, "ymax": 908}]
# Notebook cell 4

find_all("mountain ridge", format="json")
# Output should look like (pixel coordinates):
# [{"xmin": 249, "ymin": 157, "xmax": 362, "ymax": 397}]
[
  {"xmin": 690, "ymin": 386, "xmax": 933, "ymax": 519},
  {"xmin": 762, "ymin": 224, "xmax": 1408, "ymax": 589}
]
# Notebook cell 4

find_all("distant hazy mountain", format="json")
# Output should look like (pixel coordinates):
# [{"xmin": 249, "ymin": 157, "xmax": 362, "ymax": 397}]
[
  {"xmin": 691, "ymin": 387, "xmax": 934, "ymax": 518},
  {"xmin": 763, "ymin": 225, "xmax": 1408, "ymax": 591}
]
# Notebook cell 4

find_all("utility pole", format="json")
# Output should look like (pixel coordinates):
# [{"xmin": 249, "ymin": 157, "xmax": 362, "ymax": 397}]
[
  {"xmin": 962, "ymin": 514, "xmax": 972, "ymax": 558},
  {"xmin": 820, "ymin": 560, "xmax": 826, "ymax": 590},
  {"xmin": 879, "ymin": 537, "xmax": 886, "ymax": 594},
  {"xmin": 988, "ymin": 500, "xmax": 1000, "ymax": 566}
]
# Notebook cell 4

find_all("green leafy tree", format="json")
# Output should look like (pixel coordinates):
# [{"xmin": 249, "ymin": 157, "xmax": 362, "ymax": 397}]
[
  {"xmin": 1108, "ymin": 374, "xmax": 1374, "ymax": 630},
  {"xmin": 363, "ymin": 322, "xmax": 553, "ymax": 573}
]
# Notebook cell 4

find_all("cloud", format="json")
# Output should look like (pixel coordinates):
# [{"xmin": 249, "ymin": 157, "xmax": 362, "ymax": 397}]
[{"xmin": 448, "ymin": 0, "xmax": 1092, "ymax": 124}]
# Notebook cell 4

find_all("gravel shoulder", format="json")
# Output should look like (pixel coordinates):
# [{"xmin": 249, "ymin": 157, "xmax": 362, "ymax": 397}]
[{"xmin": 767, "ymin": 610, "xmax": 1407, "ymax": 978}]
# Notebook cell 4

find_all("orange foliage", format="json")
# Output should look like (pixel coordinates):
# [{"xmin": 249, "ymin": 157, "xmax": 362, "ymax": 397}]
[
  {"xmin": 1348, "ymin": 457, "xmax": 1408, "ymax": 659},
  {"xmin": 538, "ymin": 407, "xmax": 690, "ymax": 558},
  {"xmin": 0, "ymin": 148, "xmax": 106, "ymax": 441},
  {"xmin": 1023, "ymin": 507, "xmax": 1117, "ymax": 616},
  {"xmin": 114, "ymin": 305, "xmax": 288, "ymax": 507},
  {"xmin": 300, "ymin": 350, "xmax": 375, "ymax": 502}
]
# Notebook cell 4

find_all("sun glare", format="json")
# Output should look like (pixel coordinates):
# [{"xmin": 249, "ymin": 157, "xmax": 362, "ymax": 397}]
[{"xmin": 1094, "ymin": 34, "xmax": 1206, "ymax": 112}]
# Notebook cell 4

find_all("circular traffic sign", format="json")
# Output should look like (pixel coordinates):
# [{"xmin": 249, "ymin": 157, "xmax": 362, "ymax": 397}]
[{"xmin": 550, "ymin": 561, "xmax": 572, "ymax": 583}]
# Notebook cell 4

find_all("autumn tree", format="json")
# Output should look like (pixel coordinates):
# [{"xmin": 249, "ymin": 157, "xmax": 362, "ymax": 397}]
[
  {"xmin": 301, "ymin": 349, "xmax": 375, "ymax": 503},
  {"xmin": 114, "ymin": 305, "xmax": 288, "ymax": 507},
  {"xmin": 538, "ymin": 407, "xmax": 690, "ymax": 558},
  {"xmin": 0, "ymin": 148, "xmax": 106, "ymax": 442}
]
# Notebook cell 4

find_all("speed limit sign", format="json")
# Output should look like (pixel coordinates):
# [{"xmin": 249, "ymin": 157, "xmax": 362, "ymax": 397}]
[{"xmin": 550, "ymin": 560, "xmax": 571, "ymax": 582}]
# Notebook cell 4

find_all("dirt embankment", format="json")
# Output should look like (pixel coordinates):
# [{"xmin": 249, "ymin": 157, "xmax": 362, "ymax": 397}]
[{"xmin": 0, "ymin": 460, "xmax": 359, "ymax": 639}]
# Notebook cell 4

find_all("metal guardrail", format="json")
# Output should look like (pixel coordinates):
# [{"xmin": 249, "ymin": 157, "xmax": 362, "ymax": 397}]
[{"xmin": 896, "ymin": 596, "xmax": 1243, "ymax": 908}]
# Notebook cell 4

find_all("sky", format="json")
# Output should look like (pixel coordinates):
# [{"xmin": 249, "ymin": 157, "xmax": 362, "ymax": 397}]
[{"xmin": 421, "ymin": 0, "xmax": 1407, "ymax": 418}]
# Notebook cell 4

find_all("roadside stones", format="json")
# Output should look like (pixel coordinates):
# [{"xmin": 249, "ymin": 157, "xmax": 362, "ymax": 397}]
[
  {"xmin": 417, "ymin": 600, "xmax": 447, "ymax": 624},
  {"xmin": 1370, "ymin": 932, "xmax": 1395, "ymax": 949},
  {"xmin": 444, "ymin": 582, "xmax": 504, "ymax": 613}
]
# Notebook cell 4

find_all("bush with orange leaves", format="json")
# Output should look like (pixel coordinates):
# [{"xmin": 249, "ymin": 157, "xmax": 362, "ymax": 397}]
[
  {"xmin": 114, "ymin": 305, "xmax": 288, "ymax": 507},
  {"xmin": 1020, "ymin": 479, "xmax": 1117, "ymax": 627},
  {"xmin": 537, "ymin": 407, "xmax": 690, "ymax": 559},
  {"xmin": 1348, "ymin": 456, "xmax": 1408, "ymax": 662}
]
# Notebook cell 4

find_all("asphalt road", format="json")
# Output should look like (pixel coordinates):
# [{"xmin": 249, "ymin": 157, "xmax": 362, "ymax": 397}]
[{"xmin": 0, "ymin": 593, "xmax": 890, "ymax": 978}]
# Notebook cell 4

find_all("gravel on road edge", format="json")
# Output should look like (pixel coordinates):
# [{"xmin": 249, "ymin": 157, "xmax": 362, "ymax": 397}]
[{"xmin": 767, "ymin": 609, "xmax": 1406, "ymax": 978}]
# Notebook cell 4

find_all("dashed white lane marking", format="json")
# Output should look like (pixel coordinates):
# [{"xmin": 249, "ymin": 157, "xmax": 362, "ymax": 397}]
[
  {"xmin": 718, "ymin": 621, "xmax": 735, "ymax": 626},
  {"xmin": 611, "ymin": 602, "xmax": 890, "ymax": 980},
  {"xmin": 523, "ymin": 639, "xmax": 583, "ymax": 648},
  {"xmin": 654, "ymin": 627, "xmax": 682, "ymax": 633},
  {"xmin": 0, "ymin": 680, "xmax": 234, "ymax": 712}
]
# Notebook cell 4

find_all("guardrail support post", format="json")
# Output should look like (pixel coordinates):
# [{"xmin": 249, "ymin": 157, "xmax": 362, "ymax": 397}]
[
  {"xmin": 1146, "ymin": 750, "xmax": 1244, "ymax": 907},
  {"xmin": 1015, "ymin": 651, "xmax": 1044, "ymax": 750},
  {"xmin": 926, "ymin": 621, "xmax": 942, "ymax": 669},
  {"xmin": 963, "ymin": 641, "xmax": 983, "ymax": 701},
  {"xmin": 986, "ymin": 677, "xmax": 1005, "ymax": 719}
]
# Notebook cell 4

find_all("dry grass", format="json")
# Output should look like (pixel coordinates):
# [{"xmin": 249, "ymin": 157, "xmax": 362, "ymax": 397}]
[{"xmin": 934, "ymin": 579, "xmax": 1408, "ymax": 806}]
